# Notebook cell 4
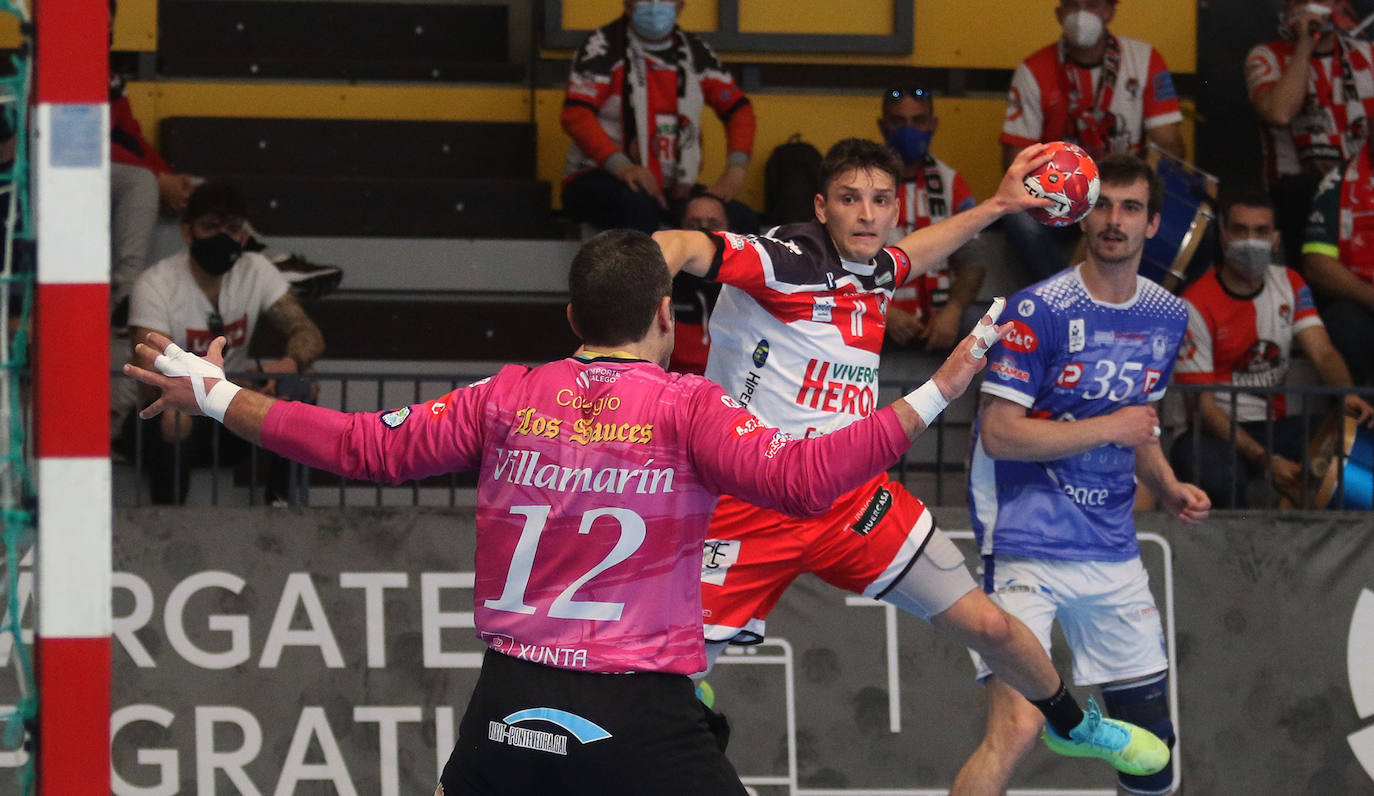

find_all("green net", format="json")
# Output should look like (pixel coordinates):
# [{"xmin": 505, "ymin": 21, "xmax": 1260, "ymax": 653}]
[{"xmin": 0, "ymin": 1, "xmax": 36, "ymax": 790}]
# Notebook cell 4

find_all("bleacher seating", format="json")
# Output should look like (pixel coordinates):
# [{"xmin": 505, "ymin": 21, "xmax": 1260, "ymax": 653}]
[
  {"xmin": 160, "ymin": 116, "xmax": 558, "ymax": 239},
  {"xmin": 157, "ymin": 0, "xmax": 519, "ymax": 82}
]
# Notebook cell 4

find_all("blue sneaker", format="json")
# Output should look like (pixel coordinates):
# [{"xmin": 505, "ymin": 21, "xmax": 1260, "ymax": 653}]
[{"xmin": 1041, "ymin": 697, "xmax": 1169, "ymax": 776}]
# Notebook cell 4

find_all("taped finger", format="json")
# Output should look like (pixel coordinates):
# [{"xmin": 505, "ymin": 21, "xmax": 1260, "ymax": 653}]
[{"xmin": 969, "ymin": 296, "xmax": 1006, "ymax": 360}]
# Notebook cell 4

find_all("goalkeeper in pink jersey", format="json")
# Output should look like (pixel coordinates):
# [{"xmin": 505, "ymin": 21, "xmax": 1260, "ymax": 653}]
[{"xmin": 128, "ymin": 228, "xmax": 1008, "ymax": 796}]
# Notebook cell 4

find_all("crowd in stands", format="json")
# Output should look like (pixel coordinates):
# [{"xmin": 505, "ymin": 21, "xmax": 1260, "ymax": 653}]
[{"xmin": 107, "ymin": 0, "xmax": 1374, "ymax": 511}]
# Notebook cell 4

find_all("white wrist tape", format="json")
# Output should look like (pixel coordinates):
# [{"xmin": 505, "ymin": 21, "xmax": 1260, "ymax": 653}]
[
  {"xmin": 201, "ymin": 381, "xmax": 243, "ymax": 423},
  {"xmin": 903, "ymin": 381, "xmax": 949, "ymax": 426},
  {"xmin": 152, "ymin": 342, "xmax": 241, "ymax": 422},
  {"xmin": 969, "ymin": 296, "xmax": 1006, "ymax": 360}
]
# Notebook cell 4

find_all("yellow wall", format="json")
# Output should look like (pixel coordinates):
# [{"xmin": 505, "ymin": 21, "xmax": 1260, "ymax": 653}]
[
  {"xmin": 552, "ymin": 0, "xmax": 1196, "ymax": 73},
  {"xmin": 114, "ymin": 1, "xmax": 1197, "ymax": 211}
]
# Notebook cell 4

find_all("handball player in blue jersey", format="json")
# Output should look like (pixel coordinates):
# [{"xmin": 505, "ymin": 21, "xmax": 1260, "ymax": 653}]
[{"xmin": 953, "ymin": 154, "xmax": 1210, "ymax": 796}]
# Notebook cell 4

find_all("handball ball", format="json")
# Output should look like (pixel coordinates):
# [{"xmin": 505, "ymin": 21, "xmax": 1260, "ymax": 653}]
[{"xmin": 1022, "ymin": 142, "xmax": 1101, "ymax": 227}]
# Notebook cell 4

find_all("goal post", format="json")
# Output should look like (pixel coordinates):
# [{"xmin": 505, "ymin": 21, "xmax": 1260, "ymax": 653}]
[{"xmin": 33, "ymin": 0, "xmax": 112, "ymax": 790}]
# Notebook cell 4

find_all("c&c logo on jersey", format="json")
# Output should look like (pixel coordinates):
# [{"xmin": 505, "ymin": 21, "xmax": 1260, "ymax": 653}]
[
  {"xmin": 1056, "ymin": 363, "xmax": 1083, "ymax": 388},
  {"xmin": 1003, "ymin": 321, "xmax": 1038, "ymax": 353},
  {"xmin": 1144, "ymin": 369, "xmax": 1162, "ymax": 394}
]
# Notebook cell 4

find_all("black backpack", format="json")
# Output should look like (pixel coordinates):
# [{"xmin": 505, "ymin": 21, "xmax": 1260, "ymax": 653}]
[{"xmin": 763, "ymin": 134, "xmax": 822, "ymax": 227}]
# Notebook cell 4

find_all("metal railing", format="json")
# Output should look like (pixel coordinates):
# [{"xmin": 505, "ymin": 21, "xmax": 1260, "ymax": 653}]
[{"xmin": 113, "ymin": 371, "xmax": 1374, "ymax": 511}]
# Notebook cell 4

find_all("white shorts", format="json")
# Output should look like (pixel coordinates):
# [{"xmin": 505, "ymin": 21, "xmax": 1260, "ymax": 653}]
[{"xmin": 972, "ymin": 555, "xmax": 1166, "ymax": 686}]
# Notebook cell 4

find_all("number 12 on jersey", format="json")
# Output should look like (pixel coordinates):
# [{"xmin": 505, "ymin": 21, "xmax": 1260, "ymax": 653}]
[{"xmin": 484, "ymin": 505, "xmax": 647, "ymax": 622}]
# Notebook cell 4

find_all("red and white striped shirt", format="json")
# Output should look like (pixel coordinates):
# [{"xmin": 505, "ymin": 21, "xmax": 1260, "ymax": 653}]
[{"xmin": 1246, "ymin": 37, "xmax": 1374, "ymax": 185}]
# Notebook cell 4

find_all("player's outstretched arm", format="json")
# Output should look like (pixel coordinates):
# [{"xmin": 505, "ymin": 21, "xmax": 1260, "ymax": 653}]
[
  {"xmin": 652, "ymin": 229, "xmax": 717, "ymax": 278},
  {"xmin": 124, "ymin": 332, "xmax": 275, "ymax": 445},
  {"xmin": 890, "ymin": 297, "xmax": 1011, "ymax": 440},
  {"xmin": 894, "ymin": 144, "xmax": 1054, "ymax": 276}
]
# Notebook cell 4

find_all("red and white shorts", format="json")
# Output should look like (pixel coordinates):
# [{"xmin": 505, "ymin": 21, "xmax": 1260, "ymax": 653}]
[{"xmin": 701, "ymin": 473, "xmax": 942, "ymax": 644}]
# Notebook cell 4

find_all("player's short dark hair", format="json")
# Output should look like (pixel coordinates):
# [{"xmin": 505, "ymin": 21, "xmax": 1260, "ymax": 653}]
[
  {"xmin": 1097, "ymin": 153, "xmax": 1164, "ymax": 219},
  {"xmin": 183, "ymin": 181, "xmax": 248, "ymax": 225},
  {"xmin": 568, "ymin": 229, "xmax": 672, "ymax": 347},
  {"xmin": 818, "ymin": 138, "xmax": 902, "ymax": 197},
  {"xmin": 1219, "ymin": 188, "xmax": 1275, "ymax": 226}
]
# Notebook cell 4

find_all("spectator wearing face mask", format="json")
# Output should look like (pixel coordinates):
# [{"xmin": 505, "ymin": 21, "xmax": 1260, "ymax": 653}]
[
  {"xmin": 1171, "ymin": 191, "xmax": 1373, "ymax": 508},
  {"xmin": 560, "ymin": 0, "xmax": 759, "ymax": 235},
  {"xmin": 999, "ymin": 0, "xmax": 1185, "ymax": 284},
  {"xmin": 1247, "ymin": 0, "xmax": 1374, "ymax": 268},
  {"xmin": 126, "ymin": 181, "xmax": 325, "ymax": 505},
  {"xmin": 877, "ymin": 88, "xmax": 988, "ymax": 353}
]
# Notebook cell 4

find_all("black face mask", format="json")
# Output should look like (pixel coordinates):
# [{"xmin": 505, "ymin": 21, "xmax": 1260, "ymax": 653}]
[{"xmin": 191, "ymin": 233, "xmax": 243, "ymax": 276}]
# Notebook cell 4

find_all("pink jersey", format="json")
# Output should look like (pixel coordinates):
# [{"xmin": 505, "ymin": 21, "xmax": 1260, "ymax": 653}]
[
  {"xmin": 703, "ymin": 223, "xmax": 913, "ymax": 438},
  {"xmin": 260, "ymin": 355, "xmax": 908, "ymax": 675}
]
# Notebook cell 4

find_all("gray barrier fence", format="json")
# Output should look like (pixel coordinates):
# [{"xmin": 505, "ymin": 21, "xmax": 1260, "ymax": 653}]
[{"xmin": 114, "ymin": 372, "xmax": 1374, "ymax": 512}]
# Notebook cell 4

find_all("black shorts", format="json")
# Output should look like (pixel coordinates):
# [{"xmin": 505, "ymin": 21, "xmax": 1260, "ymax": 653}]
[{"xmin": 439, "ymin": 650, "xmax": 745, "ymax": 796}]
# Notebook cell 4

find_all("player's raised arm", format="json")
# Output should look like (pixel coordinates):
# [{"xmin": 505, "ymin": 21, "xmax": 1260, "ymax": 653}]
[
  {"xmin": 895, "ymin": 144, "xmax": 1055, "ymax": 275},
  {"xmin": 889, "ymin": 297, "xmax": 1010, "ymax": 439},
  {"xmin": 652, "ymin": 229, "xmax": 718, "ymax": 277},
  {"xmin": 125, "ymin": 331, "xmax": 483, "ymax": 483}
]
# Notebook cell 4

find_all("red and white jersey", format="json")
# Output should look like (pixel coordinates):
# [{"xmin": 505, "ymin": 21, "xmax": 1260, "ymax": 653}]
[
  {"xmin": 702, "ymin": 222, "xmax": 913, "ymax": 438},
  {"xmin": 260, "ymin": 355, "xmax": 908, "ymax": 676},
  {"xmin": 1002, "ymin": 35, "xmax": 1183, "ymax": 155},
  {"xmin": 561, "ymin": 18, "xmax": 753, "ymax": 189},
  {"xmin": 1246, "ymin": 38, "xmax": 1374, "ymax": 184},
  {"xmin": 1174, "ymin": 266, "xmax": 1323, "ymax": 422},
  {"xmin": 888, "ymin": 156, "xmax": 977, "ymax": 317}
]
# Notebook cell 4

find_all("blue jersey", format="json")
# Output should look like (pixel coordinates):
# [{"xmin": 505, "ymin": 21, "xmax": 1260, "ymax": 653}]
[{"xmin": 969, "ymin": 266, "xmax": 1187, "ymax": 562}]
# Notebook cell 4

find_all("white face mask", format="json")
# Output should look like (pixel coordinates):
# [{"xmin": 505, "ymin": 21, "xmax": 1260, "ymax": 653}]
[
  {"xmin": 1223, "ymin": 238, "xmax": 1274, "ymax": 280},
  {"xmin": 1062, "ymin": 10, "xmax": 1105, "ymax": 49}
]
